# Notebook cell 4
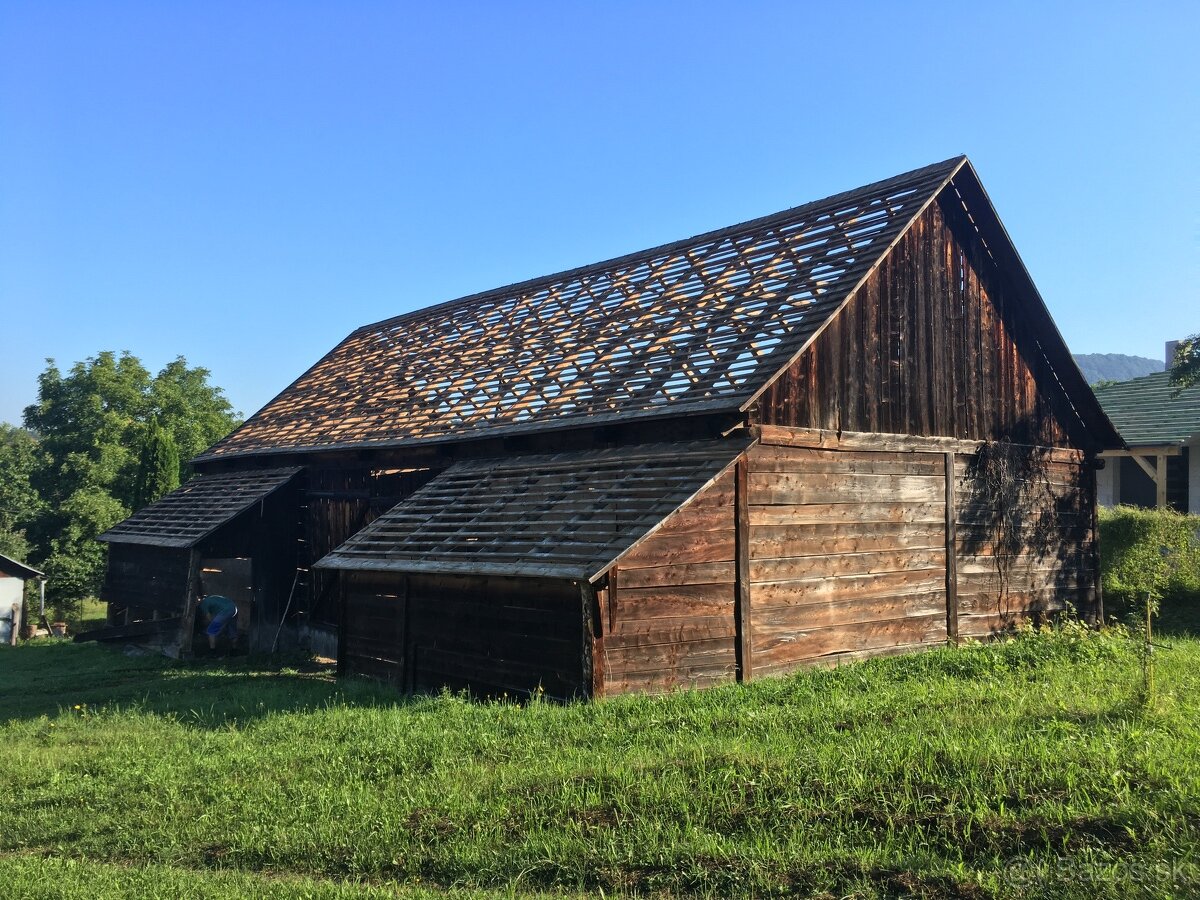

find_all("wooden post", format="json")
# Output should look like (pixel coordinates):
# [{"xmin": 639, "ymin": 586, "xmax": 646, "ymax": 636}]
[
  {"xmin": 1156, "ymin": 454, "xmax": 1168, "ymax": 509},
  {"xmin": 734, "ymin": 457, "xmax": 752, "ymax": 682},
  {"xmin": 580, "ymin": 580, "xmax": 600, "ymax": 699},
  {"xmin": 944, "ymin": 452, "xmax": 959, "ymax": 643},
  {"xmin": 176, "ymin": 549, "xmax": 201, "ymax": 659}
]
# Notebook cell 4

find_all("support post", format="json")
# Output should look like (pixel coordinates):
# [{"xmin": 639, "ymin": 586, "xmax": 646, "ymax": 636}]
[
  {"xmin": 176, "ymin": 549, "xmax": 201, "ymax": 659},
  {"xmin": 1156, "ymin": 454, "xmax": 1168, "ymax": 509},
  {"xmin": 734, "ymin": 457, "xmax": 752, "ymax": 682},
  {"xmin": 944, "ymin": 452, "xmax": 959, "ymax": 643},
  {"xmin": 1088, "ymin": 460, "xmax": 1105, "ymax": 625},
  {"xmin": 581, "ymin": 580, "xmax": 602, "ymax": 699}
]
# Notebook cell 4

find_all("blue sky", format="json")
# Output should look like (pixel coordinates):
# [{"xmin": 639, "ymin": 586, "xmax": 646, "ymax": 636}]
[{"xmin": 2, "ymin": 1, "xmax": 1197, "ymax": 426}]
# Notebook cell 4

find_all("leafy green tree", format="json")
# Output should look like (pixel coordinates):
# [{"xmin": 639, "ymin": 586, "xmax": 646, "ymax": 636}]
[
  {"xmin": 0, "ymin": 425, "xmax": 43, "ymax": 561},
  {"xmin": 130, "ymin": 421, "xmax": 181, "ymax": 510},
  {"xmin": 1169, "ymin": 334, "xmax": 1199, "ymax": 390},
  {"xmin": 20, "ymin": 351, "xmax": 241, "ymax": 610},
  {"xmin": 149, "ymin": 357, "xmax": 239, "ymax": 482}
]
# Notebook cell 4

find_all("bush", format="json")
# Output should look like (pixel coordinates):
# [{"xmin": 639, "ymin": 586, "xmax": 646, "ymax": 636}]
[{"xmin": 1100, "ymin": 505, "xmax": 1200, "ymax": 613}]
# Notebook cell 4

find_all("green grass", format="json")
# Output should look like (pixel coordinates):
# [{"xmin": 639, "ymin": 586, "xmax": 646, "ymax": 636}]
[{"xmin": 3, "ymin": 621, "xmax": 1200, "ymax": 899}]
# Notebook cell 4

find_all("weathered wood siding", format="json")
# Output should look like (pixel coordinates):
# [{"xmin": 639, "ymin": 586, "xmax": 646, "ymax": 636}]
[
  {"xmin": 758, "ymin": 192, "xmax": 1083, "ymax": 449},
  {"xmin": 340, "ymin": 573, "xmax": 584, "ymax": 698},
  {"xmin": 746, "ymin": 444, "xmax": 948, "ymax": 674},
  {"xmin": 101, "ymin": 544, "xmax": 193, "ymax": 621},
  {"xmin": 602, "ymin": 470, "xmax": 738, "ymax": 695},
  {"xmin": 954, "ymin": 449, "xmax": 1098, "ymax": 638},
  {"xmin": 305, "ymin": 466, "xmax": 439, "ymax": 628}
]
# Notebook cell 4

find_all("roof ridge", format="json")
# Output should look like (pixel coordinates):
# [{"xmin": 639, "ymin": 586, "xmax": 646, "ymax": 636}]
[{"xmin": 351, "ymin": 155, "xmax": 967, "ymax": 337}]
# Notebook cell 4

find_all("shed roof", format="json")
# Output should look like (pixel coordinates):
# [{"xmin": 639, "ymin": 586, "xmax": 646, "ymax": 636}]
[
  {"xmin": 98, "ymin": 468, "xmax": 302, "ymax": 548},
  {"xmin": 0, "ymin": 553, "xmax": 44, "ymax": 580},
  {"xmin": 1093, "ymin": 372, "xmax": 1200, "ymax": 446},
  {"xmin": 200, "ymin": 158, "xmax": 967, "ymax": 461},
  {"xmin": 314, "ymin": 438, "xmax": 748, "ymax": 582}
]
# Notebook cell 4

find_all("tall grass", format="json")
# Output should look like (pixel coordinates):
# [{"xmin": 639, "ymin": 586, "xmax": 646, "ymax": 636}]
[{"xmin": 3, "ymin": 623, "xmax": 1199, "ymax": 899}]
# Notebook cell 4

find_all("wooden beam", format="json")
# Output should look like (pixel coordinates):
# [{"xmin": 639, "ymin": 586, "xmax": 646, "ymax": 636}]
[
  {"xmin": 1157, "ymin": 454, "xmax": 1168, "ymax": 509},
  {"xmin": 734, "ymin": 457, "xmax": 752, "ymax": 682},
  {"xmin": 944, "ymin": 452, "xmax": 959, "ymax": 643},
  {"xmin": 754, "ymin": 424, "xmax": 1084, "ymax": 462},
  {"xmin": 1099, "ymin": 446, "xmax": 1181, "ymax": 458}
]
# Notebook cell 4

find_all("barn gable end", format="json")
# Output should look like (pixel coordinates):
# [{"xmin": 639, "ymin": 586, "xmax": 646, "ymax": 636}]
[{"xmin": 754, "ymin": 173, "xmax": 1103, "ymax": 449}]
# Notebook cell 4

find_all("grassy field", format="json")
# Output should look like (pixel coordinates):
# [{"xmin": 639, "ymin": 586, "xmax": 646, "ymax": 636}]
[{"xmin": 2, "ymin": 618, "xmax": 1200, "ymax": 899}]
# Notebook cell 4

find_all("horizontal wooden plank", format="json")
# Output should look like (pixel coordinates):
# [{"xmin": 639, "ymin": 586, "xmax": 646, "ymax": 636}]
[
  {"xmin": 616, "ymin": 561, "xmax": 735, "ymax": 589},
  {"xmin": 603, "ymin": 618, "xmax": 736, "ymax": 649},
  {"xmin": 603, "ymin": 638, "xmax": 736, "ymax": 674},
  {"xmin": 751, "ymin": 568, "xmax": 947, "ymax": 606},
  {"xmin": 751, "ymin": 521, "xmax": 945, "ymax": 558},
  {"xmin": 749, "ymin": 501, "xmax": 945, "ymax": 526},
  {"xmin": 604, "ymin": 668, "xmax": 736, "ymax": 696},
  {"xmin": 753, "ymin": 592, "xmax": 946, "ymax": 630},
  {"xmin": 751, "ymin": 641, "xmax": 937, "ymax": 678},
  {"xmin": 611, "ymin": 583, "xmax": 734, "ymax": 622},
  {"xmin": 751, "ymin": 548, "xmax": 946, "ymax": 582},
  {"xmin": 747, "ymin": 445, "xmax": 944, "ymax": 476},
  {"xmin": 755, "ymin": 425, "xmax": 985, "ymax": 454},
  {"xmin": 752, "ymin": 613, "xmax": 947, "ymax": 665},
  {"xmin": 749, "ymin": 472, "xmax": 944, "ymax": 506}
]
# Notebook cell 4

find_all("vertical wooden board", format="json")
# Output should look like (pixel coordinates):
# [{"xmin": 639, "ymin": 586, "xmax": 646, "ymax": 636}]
[
  {"xmin": 735, "ymin": 458, "xmax": 751, "ymax": 682},
  {"xmin": 944, "ymin": 452, "xmax": 959, "ymax": 642}
]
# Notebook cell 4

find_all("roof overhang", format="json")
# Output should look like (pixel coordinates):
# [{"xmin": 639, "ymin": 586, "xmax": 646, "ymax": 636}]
[{"xmin": 0, "ymin": 553, "xmax": 45, "ymax": 580}]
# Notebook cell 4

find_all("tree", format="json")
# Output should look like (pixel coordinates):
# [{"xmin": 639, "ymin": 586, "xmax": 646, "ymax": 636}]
[
  {"xmin": 149, "ymin": 356, "xmax": 240, "ymax": 483},
  {"xmin": 130, "ymin": 420, "xmax": 180, "ymax": 510},
  {"xmin": 0, "ymin": 425, "xmax": 42, "ymax": 561},
  {"xmin": 20, "ymin": 351, "xmax": 242, "ymax": 612},
  {"xmin": 1169, "ymin": 334, "xmax": 1199, "ymax": 390}
]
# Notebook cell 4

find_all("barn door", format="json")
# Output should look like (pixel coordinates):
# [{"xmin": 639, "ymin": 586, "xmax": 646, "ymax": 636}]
[
  {"xmin": 339, "ymin": 574, "xmax": 409, "ymax": 688},
  {"xmin": 199, "ymin": 558, "xmax": 255, "ymax": 647}
]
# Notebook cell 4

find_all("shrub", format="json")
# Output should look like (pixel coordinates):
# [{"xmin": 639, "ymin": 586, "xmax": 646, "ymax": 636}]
[{"xmin": 1099, "ymin": 505, "xmax": 1200, "ymax": 613}]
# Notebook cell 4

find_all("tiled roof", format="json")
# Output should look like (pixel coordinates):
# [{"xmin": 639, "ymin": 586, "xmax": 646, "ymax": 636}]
[
  {"xmin": 200, "ymin": 158, "xmax": 965, "ymax": 460},
  {"xmin": 1093, "ymin": 372, "xmax": 1200, "ymax": 446},
  {"xmin": 314, "ymin": 439, "xmax": 747, "ymax": 581}
]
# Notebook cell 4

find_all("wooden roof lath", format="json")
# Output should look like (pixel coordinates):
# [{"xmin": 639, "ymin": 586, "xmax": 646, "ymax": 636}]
[
  {"xmin": 98, "ymin": 468, "xmax": 302, "ymax": 548},
  {"xmin": 200, "ymin": 159, "xmax": 965, "ymax": 460},
  {"xmin": 314, "ymin": 438, "xmax": 750, "ymax": 582}
]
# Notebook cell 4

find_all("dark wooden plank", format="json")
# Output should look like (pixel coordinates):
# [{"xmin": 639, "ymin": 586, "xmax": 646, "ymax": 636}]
[
  {"xmin": 945, "ymin": 451, "xmax": 959, "ymax": 643},
  {"xmin": 735, "ymin": 457, "xmax": 752, "ymax": 682}
]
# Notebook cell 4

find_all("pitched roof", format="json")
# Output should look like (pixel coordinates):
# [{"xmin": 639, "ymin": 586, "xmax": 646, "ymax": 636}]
[
  {"xmin": 98, "ymin": 468, "xmax": 302, "ymax": 548},
  {"xmin": 200, "ymin": 158, "xmax": 966, "ymax": 461},
  {"xmin": 1092, "ymin": 372, "xmax": 1200, "ymax": 445},
  {"xmin": 314, "ymin": 438, "xmax": 748, "ymax": 581},
  {"xmin": 0, "ymin": 553, "xmax": 44, "ymax": 580}
]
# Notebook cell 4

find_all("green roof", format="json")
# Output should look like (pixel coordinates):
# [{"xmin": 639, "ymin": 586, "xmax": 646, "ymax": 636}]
[{"xmin": 1092, "ymin": 372, "xmax": 1200, "ymax": 446}]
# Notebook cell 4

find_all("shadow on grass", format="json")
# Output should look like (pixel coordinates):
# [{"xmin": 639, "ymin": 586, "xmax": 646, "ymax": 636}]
[{"xmin": 0, "ymin": 640, "xmax": 406, "ymax": 727}]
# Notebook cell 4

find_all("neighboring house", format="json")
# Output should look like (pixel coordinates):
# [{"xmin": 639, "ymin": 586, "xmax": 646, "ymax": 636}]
[
  {"xmin": 92, "ymin": 156, "xmax": 1120, "ymax": 697},
  {"xmin": 1094, "ymin": 364, "xmax": 1200, "ymax": 514},
  {"xmin": 0, "ymin": 554, "xmax": 45, "ymax": 646}
]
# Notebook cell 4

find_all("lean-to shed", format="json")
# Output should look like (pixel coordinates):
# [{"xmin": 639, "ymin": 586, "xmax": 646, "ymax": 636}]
[{"xmin": 95, "ymin": 156, "xmax": 1120, "ymax": 694}]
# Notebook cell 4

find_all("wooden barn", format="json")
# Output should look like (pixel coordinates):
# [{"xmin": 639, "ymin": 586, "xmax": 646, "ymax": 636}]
[{"xmin": 93, "ymin": 156, "xmax": 1120, "ymax": 695}]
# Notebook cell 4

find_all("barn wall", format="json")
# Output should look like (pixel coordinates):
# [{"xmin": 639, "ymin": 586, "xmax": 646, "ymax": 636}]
[
  {"xmin": 954, "ymin": 448, "xmax": 1098, "ymax": 638},
  {"xmin": 340, "ymin": 572, "xmax": 584, "ymax": 698},
  {"xmin": 746, "ymin": 444, "xmax": 949, "ymax": 674},
  {"xmin": 304, "ymin": 465, "xmax": 439, "ymax": 629},
  {"xmin": 101, "ymin": 543, "xmax": 193, "ymax": 620},
  {"xmin": 758, "ymin": 192, "xmax": 1084, "ymax": 449},
  {"xmin": 602, "ymin": 469, "xmax": 738, "ymax": 695}
]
